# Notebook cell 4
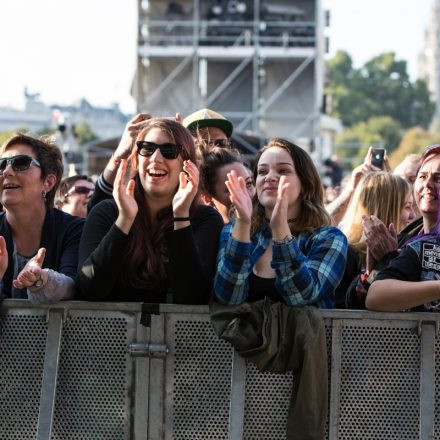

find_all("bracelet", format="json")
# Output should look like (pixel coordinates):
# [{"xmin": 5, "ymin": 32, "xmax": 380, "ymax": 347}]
[
  {"xmin": 173, "ymin": 217, "xmax": 190, "ymax": 222},
  {"xmin": 273, "ymin": 234, "xmax": 293, "ymax": 244}
]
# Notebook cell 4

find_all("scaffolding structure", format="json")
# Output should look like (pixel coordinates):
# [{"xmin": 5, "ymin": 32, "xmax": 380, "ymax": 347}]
[{"xmin": 133, "ymin": 0, "xmax": 326, "ymax": 153}]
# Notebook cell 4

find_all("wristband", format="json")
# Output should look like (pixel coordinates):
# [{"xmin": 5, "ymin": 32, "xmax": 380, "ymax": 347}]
[
  {"xmin": 173, "ymin": 217, "xmax": 190, "ymax": 222},
  {"xmin": 273, "ymin": 234, "xmax": 293, "ymax": 244}
]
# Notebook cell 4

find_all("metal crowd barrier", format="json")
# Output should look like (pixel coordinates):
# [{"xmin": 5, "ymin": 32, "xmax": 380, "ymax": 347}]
[{"xmin": 0, "ymin": 300, "xmax": 439, "ymax": 440}]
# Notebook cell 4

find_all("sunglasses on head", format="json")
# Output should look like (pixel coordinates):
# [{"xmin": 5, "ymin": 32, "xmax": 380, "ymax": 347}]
[
  {"xmin": 0, "ymin": 154, "xmax": 41, "ymax": 176},
  {"xmin": 66, "ymin": 185, "xmax": 94, "ymax": 196},
  {"xmin": 136, "ymin": 141, "xmax": 182, "ymax": 160}
]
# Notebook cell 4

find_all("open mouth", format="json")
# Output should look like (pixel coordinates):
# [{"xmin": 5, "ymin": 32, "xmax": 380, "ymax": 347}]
[{"xmin": 3, "ymin": 183, "xmax": 20, "ymax": 190}]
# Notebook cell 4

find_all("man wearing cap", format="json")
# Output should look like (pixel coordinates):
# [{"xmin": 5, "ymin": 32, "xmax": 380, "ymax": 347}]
[{"xmin": 183, "ymin": 108, "xmax": 233, "ymax": 153}]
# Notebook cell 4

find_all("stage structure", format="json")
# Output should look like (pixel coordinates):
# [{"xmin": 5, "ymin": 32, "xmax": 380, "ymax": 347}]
[{"xmin": 133, "ymin": 0, "xmax": 327, "ymax": 153}]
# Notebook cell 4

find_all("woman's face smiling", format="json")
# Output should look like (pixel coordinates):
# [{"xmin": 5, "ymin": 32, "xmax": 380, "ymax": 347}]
[
  {"xmin": 0, "ymin": 144, "xmax": 48, "ymax": 209},
  {"xmin": 138, "ymin": 128, "xmax": 183, "ymax": 203},
  {"xmin": 414, "ymin": 154, "xmax": 440, "ymax": 229},
  {"xmin": 256, "ymin": 146, "xmax": 302, "ymax": 219}
]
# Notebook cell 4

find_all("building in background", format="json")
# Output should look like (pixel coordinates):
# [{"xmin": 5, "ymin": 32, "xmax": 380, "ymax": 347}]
[
  {"xmin": 419, "ymin": 0, "xmax": 440, "ymax": 120},
  {"xmin": 0, "ymin": 89, "xmax": 129, "ymax": 140},
  {"xmin": 133, "ymin": 0, "xmax": 331, "ymax": 158}
]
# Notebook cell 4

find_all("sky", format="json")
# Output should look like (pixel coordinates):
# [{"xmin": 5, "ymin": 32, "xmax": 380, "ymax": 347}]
[{"xmin": 0, "ymin": 0, "xmax": 435, "ymax": 114}]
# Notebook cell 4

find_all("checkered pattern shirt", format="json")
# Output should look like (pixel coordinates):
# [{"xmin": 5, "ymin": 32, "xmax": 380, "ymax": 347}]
[{"xmin": 214, "ymin": 221, "xmax": 348, "ymax": 308}]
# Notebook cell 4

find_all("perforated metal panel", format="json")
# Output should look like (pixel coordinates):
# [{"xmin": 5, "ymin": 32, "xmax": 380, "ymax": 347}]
[
  {"xmin": 242, "ymin": 322, "xmax": 332, "ymax": 440},
  {"xmin": 0, "ymin": 312, "xmax": 47, "ymax": 439},
  {"xmin": 165, "ymin": 316, "xmax": 234, "ymax": 440},
  {"xmin": 51, "ymin": 312, "xmax": 134, "ymax": 440},
  {"xmin": 338, "ymin": 322, "xmax": 420, "ymax": 439},
  {"xmin": 434, "ymin": 332, "xmax": 440, "ymax": 439}
]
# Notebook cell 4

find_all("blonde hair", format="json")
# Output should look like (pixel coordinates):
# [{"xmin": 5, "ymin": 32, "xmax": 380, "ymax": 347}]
[{"xmin": 340, "ymin": 172, "xmax": 410, "ymax": 266}]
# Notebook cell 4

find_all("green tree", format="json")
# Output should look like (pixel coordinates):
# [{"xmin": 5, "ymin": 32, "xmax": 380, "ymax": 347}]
[
  {"xmin": 389, "ymin": 127, "xmax": 440, "ymax": 168},
  {"xmin": 335, "ymin": 116, "xmax": 403, "ymax": 167},
  {"xmin": 326, "ymin": 51, "xmax": 435, "ymax": 129}
]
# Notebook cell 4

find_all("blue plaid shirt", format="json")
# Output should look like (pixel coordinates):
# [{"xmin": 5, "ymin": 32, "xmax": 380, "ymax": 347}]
[{"xmin": 214, "ymin": 221, "xmax": 348, "ymax": 308}]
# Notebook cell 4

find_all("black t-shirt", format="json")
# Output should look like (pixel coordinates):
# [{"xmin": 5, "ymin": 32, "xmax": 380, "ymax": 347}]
[{"xmin": 375, "ymin": 236, "xmax": 440, "ymax": 312}]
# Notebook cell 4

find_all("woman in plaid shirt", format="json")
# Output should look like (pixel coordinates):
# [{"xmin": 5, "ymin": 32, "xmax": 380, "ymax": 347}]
[{"xmin": 214, "ymin": 138, "xmax": 348, "ymax": 308}]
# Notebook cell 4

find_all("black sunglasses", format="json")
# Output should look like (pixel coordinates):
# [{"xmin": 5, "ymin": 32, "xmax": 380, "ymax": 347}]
[
  {"xmin": 66, "ymin": 185, "xmax": 94, "ymax": 196},
  {"xmin": 0, "ymin": 155, "xmax": 41, "ymax": 176},
  {"xmin": 136, "ymin": 141, "xmax": 182, "ymax": 160},
  {"xmin": 208, "ymin": 138, "xmax": 230, "ymax": 148}
]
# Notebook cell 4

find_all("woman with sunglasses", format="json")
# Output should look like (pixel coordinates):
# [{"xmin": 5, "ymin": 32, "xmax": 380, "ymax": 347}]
[
  {"xmin": 0, "ymin": 133, "xmax": 84, "ymax": 303},
  {"xmin": 55, "ymin": 175, "xmax": 95, "ymax": 218},
  {"xmin": 77, "ymin": 118, "xmax": 223, "ymax": 303}
]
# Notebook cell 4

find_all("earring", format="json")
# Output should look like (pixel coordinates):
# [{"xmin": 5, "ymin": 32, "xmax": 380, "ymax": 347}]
[{"xmin": 42, "ymin": 191, "xmax": 47, "ymax": 202}]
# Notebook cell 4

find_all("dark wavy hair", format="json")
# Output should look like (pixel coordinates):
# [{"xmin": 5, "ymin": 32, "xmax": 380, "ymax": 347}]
[
  {"xmin": 123, "ymin": 118, "xmax": 199, "ymax": 292},
  {"xmin": 200, "ymin": 147, "xmax": 243, "ymax": 197},
  {"xmin": 0, "ymin": 132, "xmax": 64, "ymax": 208},
  {"xmin": 251, "ymin": 138, "xmax": 330, "ymax": 235}
]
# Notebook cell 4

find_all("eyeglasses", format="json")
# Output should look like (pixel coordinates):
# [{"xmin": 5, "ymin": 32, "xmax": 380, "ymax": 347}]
[
  {"xmin": 208, "ymin": 139, "xmax": 230, "ymax": 148},
  {"xmin": 136, "ymin": 141, "xmax": 182, "ymax": 160},
  {"xmin": 65, "ymin": 185, "xmax": 94, "ymax": 196},
  {"xmin": 0, "ymin": 155, "xmax": 41, "ymax": 176}
]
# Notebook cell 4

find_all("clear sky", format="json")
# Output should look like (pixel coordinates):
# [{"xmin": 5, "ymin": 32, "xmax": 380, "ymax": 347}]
[{"xmin": 0, "ymin": 0, "xmax": 435, "ymax": 114}]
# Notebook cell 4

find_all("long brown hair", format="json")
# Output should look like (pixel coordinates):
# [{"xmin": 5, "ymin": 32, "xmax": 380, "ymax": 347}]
[
  {"xmin": 251, "ymin": 138, "xmax": 330, "ymax": 235},
  {"xmin": 123, "ymin": 118, "xmax": 199, "ymax": 292}
]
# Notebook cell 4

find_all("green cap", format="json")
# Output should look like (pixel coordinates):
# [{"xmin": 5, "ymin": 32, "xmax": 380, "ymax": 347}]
[{"xmin": 183, "ymin": 108, "xmax": 233, "ymax": 138}]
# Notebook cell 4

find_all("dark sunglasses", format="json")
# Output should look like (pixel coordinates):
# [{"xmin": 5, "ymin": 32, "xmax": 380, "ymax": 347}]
[
  {"xmin": 0, "ymin": 155, "xmax": 41, "ymax": 176},
  {"xmin": 208, "ymin": 138, "xmax": 230, "ymax": 148},
  {"xmin": 66, "ymin": 185, "xmax": 94, "ymax": 196},
  {"xmin": 136, "ymin": 141, "xmax": 182, "ymax": 160}
]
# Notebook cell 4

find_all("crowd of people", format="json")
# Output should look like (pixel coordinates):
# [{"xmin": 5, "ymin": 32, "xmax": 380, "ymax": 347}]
[{"xmin": 1, "ymin": 107, "xmax": 439, "ymax": 314}]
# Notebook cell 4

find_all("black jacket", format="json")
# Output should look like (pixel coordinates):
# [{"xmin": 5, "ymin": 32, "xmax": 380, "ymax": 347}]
[
  {"xmin": 0, "ymin": 209, "xmax": 84, "ymax": 299},
  {"xmin": 77, "ymin": 200, "xmax": 223, "ymax": 303}
]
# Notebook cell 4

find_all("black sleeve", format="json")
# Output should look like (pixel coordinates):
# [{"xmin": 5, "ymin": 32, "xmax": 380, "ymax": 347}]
[
  {"xmin": 76, "ymin": 200, "xmax": 130, "ymax": 300},
  {"xmin": 374, "ymin": 245, "xmax": 421, "ymax": 282},
  {"xmin": 165, "ymin": 205, "xmax": 224, "ymax": 304},
  {"xmin": 57, "ymin": 217, "xmax": 85, "ymax": 280},
  {"xmin": 87, "ymin": 174, "xmax": 113, "ymax": 214}
]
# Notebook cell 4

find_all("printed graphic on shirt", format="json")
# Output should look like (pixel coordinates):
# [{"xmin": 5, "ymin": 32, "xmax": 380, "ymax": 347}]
[{"xmin": 422, "ymin": 243, "xmax": 440, "ymax": 272}]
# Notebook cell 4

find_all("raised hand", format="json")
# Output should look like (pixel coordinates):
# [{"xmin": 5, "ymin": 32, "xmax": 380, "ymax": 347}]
[
  {"xmin": 0, "ymin": 236, "xmax": 8, "ymax": 280},
  {"xmin": 114, "ymin": 159, "xmax": 138, "ymax": 234},
  {"xmin": 225, "ymin": 169, "xmax": 253, "ymax": 224},
  {"xmin": 363, "ymin": 215, "xmax": 398, "ymax": 267},
  {"xmin": 114, "ymin": 113, "xmax": 152, "ymax": 161},
  {"xmin": 270, "ymin": 176, "xmax": 291, "ymax": 239},
  {"xmin": 13, "ymin": 247, "xmax": 46, "ymax": 290},
  {"xmin": 173, "ymin": 160, "xmax": 199, "ymax": 217}
]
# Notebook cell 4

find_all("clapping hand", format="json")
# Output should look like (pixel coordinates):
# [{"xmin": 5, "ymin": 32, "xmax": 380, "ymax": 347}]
[
  {"xmin": 0, "ymin": 236, "xmax": 7, "ymax": 280},
  {"xmin": 13, "ymin": 248, "xmax": 46, "ymax": 290},
  {"xmin": 363, "ymin": 215, "xmax": 398, "ymax": 273},
  {"xmin": 172, "ymin": 160, "xmax": 199, "ymax": 217},
  {"xmin": 114, "ymin": 159, "xmax": 138, "ymax": 234},
  {"xmin": 225, "ymin": 170, "xmax": 253, "ymax": 224},
  {"xmin": 270, "ymin": 176, "xmax": 292, "ymax": 240}
]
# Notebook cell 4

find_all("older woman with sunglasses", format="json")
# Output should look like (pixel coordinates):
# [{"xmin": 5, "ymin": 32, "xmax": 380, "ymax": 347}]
[
  {"xmin": 77, "ymin": 118, "xmax": 223, "ymax": 303},
  {"xmin": 0, "ymin": 133, "xmax": 84, "ymax": 303}
]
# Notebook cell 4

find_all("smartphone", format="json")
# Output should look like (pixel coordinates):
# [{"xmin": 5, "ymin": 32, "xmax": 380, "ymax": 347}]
[{"xmin": 371, "ymin": 148, "xmax": 385, "ymax": 169}]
